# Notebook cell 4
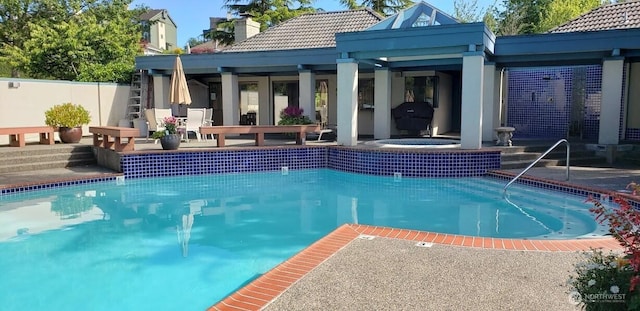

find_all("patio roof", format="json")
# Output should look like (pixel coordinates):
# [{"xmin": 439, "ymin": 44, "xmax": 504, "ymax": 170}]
[{"xmin": 494, "ymin": 28, "xmax": 640, "ymax": 67}]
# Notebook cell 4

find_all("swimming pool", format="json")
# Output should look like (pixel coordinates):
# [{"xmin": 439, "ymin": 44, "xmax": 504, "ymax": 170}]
[{"xmin": 0, "ymin": 169, "xmax": 605, "ymax": 310}]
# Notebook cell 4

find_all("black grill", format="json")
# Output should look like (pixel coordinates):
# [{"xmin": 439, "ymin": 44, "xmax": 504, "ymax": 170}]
[{"xmin": 391, "ymin": 102, "xmax": 434, "ymax": 136}]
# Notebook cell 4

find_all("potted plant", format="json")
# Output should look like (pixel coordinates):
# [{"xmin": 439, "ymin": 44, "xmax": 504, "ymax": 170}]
[
  {"xmin": 277, "ymin": 106, "xmax": 313, "ymax": 126},
  {"xmin": 44, "ymin": 102, "xmax": 91, "ymax": 143},
  {"xmin": 151, "ymin": 116, "xmax": 181, "ymax": 150}
]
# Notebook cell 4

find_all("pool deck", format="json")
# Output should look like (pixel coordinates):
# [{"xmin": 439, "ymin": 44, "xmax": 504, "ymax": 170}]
[{"xmin": 2, "ymin": 137, "xmax": 639, "ymax": 310}]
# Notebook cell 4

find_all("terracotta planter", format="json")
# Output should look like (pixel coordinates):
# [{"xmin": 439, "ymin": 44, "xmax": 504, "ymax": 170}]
[
  {"xmin": 58, "ymin": 127, "xmax": 83, "ymax": 143},
  {"xmin": 160, "ymin": 134, "xmax": 181, "ymax": 150}
]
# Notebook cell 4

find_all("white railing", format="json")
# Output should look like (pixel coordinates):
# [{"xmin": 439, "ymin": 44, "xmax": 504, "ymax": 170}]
[{"xmin": 503, "ymin": 139, "xmax": 570, "ymax": 195}]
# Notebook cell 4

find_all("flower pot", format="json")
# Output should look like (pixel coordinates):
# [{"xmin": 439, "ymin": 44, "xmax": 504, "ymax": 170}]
[
  {"xmin": 58, "ymin": 127, "xmax": 83, "ymax": 143},
  {"xmin": 160, "ymin": 134, "xmax": 181, "ymax": 150}
]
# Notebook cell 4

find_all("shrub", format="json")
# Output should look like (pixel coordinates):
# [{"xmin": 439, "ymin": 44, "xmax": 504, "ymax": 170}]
[
  {"xmin": 44, "ymin": 102, "xmax": 91, "ymax": 128},
  {"xmin": 569, "ymin": 185, "xmax": 640, "ymax": 310},
  {"xmin": 277, "ymin": 106, "xmax": 313, "ymax": 126}
]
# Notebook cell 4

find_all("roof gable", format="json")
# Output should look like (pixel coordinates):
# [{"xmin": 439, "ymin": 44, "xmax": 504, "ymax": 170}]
[
  {"xmin": 139, "ymin": 9, "xmax": 177, "ymax": 28},
  {"xmin": 367, "ymin": 1, "xmax": 459, "ymax": 31},
  {"xmin": 551, "ymin": 0, "xmax": 640, "ymax": 33},
  {"xmin": 223, "ymin": 9, "xmax": 384, "ymax": 52}
]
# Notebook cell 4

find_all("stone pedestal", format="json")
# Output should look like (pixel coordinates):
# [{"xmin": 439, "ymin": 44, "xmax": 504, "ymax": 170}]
[{"xmin": 495, "ymin": 127, "xmax": 515, "ymax": 147}]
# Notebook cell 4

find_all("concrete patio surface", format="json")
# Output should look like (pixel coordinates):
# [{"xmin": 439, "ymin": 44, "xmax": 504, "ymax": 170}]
[{"xmin": 265, "ymin": 238, "xmax": 585, "ymax": 311}]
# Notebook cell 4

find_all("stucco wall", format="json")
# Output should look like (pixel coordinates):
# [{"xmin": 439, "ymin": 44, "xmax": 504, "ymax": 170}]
[{"xmin": 0, "ymin": 78, "xmax": 129, "ymax": 145}]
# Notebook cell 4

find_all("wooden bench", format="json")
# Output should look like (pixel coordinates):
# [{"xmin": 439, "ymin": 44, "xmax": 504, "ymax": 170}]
[
  {"xmin": 0, "ymin": 126, "xmax": 55, "ymax": 147},
  {"xmin": 199, "ymin": 125, "xmax": 321, "ymax": 147},
  {"xmin": 89, "ymin": 126, "xmax": 139, "ymax": 152}
]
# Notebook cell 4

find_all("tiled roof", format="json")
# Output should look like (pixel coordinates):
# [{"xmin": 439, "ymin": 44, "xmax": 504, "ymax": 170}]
[
  {"xmin": 551, "ymin": 0, "xmax": 640, "ymax": 33},
  {"xmin": 224, "ymin": 9, "xmax": 383, "ymax": 52}
]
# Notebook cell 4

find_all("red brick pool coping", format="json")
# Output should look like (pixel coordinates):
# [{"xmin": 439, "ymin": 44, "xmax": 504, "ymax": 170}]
[{"xmin": 208, "ymin": 224, "xmax": 621, "ymax": 311}]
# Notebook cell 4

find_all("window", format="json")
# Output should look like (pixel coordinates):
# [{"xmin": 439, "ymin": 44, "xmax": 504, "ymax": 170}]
[
  {"xmin": 273, "ymin": 81, "xmax": 299, "ymax": 124},
  {"xmin": 404, "ymin": 76, "xmax": 439, "ymax": 108},
  {"xmin": 240, "ymin": 82, "xmax": 259, "ymax": 125},
  {"xmin": 315, "ymin": 80, "xmax": 329, "ymax": 121},
  {"xmin": 358, "ymin": 79, "xmax": 374, "ymax": 110}
]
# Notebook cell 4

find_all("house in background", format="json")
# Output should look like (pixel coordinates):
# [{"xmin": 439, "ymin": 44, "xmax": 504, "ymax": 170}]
[
  {"xmin": 139, "ymin": 9, "xmax": 178, "ymax": 55},
  {"xmin": 135, "ymin": 1, "xmax": 640, "ymax": 150},
  {"xmin": 191, "ymin": 15, "xmax": 261, "ymax": 54}
]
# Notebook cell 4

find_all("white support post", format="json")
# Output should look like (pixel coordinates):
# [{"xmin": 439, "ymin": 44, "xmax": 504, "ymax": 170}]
[
  {"xmin": 153, "ymin": 74, "xmax": 170, "ymax": 109},
  {"xmin": 482, "ymin": 63, "xmax": 497, "ymax": 142},
  {"xmin": 337, "ymin": 59, "xmax": 359, "ymax": 146},
  {"xmin": 299, "ymin": 70, "xmax": 316, "ymax": 123},
  {"xmin": 599, "ymin": 57, "xmax": 624, "ymax": 145},
  {"xmin": 221, "ymin": 72, "xmax": 239, "ymax": 126},
  {"xmin": 374, "ymin": 68, "xmax": 391, "ymax": 140},
  {"xmin": 461, "ymin": 52, "xmax": 484, "ymax": 149}
]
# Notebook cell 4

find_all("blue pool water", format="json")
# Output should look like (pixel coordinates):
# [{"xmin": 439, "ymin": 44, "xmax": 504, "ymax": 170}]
[{"xmin": 0, "ymin": 169, "xmax": 605, "ymax": 310}]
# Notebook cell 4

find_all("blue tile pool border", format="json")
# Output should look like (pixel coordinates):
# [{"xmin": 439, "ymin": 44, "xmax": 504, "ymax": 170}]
[
  {"xmin": 0, "ymin": 174, "xmax": 121, "ymax": 196},
  {"xmin": 118, "ymin": 146, "xmax": 502, "ymax": 179}
]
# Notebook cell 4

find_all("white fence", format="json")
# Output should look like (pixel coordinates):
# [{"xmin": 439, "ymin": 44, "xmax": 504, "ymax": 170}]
[{"xmin": 0, "ymin": 78, "xmax": 130, "ymax": 145}]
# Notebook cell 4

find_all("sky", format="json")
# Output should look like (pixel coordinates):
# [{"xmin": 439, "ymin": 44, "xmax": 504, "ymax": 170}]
[{"xmin": 131, "ymin": 0, "xmax": 497, "ymax": 48}]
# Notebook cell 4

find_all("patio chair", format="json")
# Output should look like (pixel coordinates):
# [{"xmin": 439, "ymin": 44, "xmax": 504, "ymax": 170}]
[
  {"xmin": 185, "ymin": 108, "xmax": 206, "ymax": 142},
  {"xmin": 316, "ymin": 105, "xmax": 336, "ymax": 141},
  {"xmin": 144, "ymin": 108, "xmax": 173, "ymax": 143},
  {"xmin": 203, "ymin": 108, "xmax": 214, "ymax": 140}
]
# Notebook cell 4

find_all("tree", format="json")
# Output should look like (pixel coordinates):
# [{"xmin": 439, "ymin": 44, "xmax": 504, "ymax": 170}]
[
  {"xmin": 454, "ymin": 0, "xmax": 483, "ymax": 23},
  {"xmin": 223, "ymin": 0, "xmax": 315, "ymax": 31},
  {"xmin": 204, "ymin": 19, "xmax": 235, "ymax": 46},
  {"xmin": 337, "ymin": 0, "xmax": 413, "ymax": 16},
  {"xmin": 0, "ymin": 0, "xmax": 145, "ymax": 82},
  {"xmin": 495, "ymin": 0, "xmax": 553, "ymax": 34},
  {"xmin": 538, "ymin": 0, "xmax": 603, "ymax": 32}
]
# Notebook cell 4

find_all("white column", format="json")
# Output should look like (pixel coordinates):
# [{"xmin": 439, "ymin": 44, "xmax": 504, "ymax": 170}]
[
  {"xmin": 599, "ymin": 57, "xmax": 625, "ymax": 145},
  {"xmin": 152, "ymin": 74, "xmax": 170, "ymax": 109},
  {"xmin": 374, "ymin": 68, "xmax": 391, "ymax": 139},
  {"xmin": 299, "ymin": 70, "xmax": 316, "ymax": 123},
  {"xmin": 257, "ymin": 76, "xmax": 270, "ymax": 125},
  {"xmin": 482, "ymin": 63, "xmax": 497, "ymax": 142},
  {"xmin": 461, "ymin": 52, "xmax": 484, "ymax": 149},
  {"xmin": 337, "ymin": 59, "xmax": 358, "ymax": 146},
  {"xmin": 221, "ymin": 72, "xmax": 239, "ymax": 126}
]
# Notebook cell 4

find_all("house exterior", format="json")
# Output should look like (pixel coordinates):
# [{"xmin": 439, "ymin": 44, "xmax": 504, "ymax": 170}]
[
  {"xmin": 135, "ymin": 1, "xmax": 640, "ymax": 149},
  {"xmin": 139, "ymin": 9, "xmax": 178, "ymax": 54}
]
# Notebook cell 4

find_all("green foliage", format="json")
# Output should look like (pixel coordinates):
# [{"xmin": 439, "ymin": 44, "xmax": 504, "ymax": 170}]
[
  {"xmin": 44, "ymin": 102, "xmax": 91, "ymax": 128},
  {"xmin": 569, "ymin": 250, "xmax": 640, "ymax": 310},
  {"xmin": 0, "ymin": 0, "xmax": 144, "ymax": 82},
  {"xmin": 538, "ymin": 0, "xmax": 603, "ymax": 32},
  {"xmin": 338, "ymin": 0, "xmax": 413, "ymax": 16},
  {"xmin": 224, "ymin": 0, "xmax": 316, "ymax": 32},
  {"xmin": 204, "ymin": 20, "xmax": 235, "ymax": 46},
  {"xmin": 51, "ymin": 193, "xmax": 94, "ymax": 219},
  {"xmin": 277, "ymin": 106, "xmax": 313, "ymax": 125},
  {"xmin": 151, "ymin": 116, "xmax": 179, "ymax": 138},
  {"xmin": 454, "ymin": 0, "xmax": 483, "ymax": 23},
  {"xmin": 493, "ymin": 0, "xmax": 603, "ymax": 34},
  {"xmin": 162, "ymin": 48, "xmax": 184, "ymax": 54}
]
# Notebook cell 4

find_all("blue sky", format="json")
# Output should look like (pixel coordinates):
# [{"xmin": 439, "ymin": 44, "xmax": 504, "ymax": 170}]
[{"xmin": 132, "ymin": 0, "xmax": 496, "ymax": 47}]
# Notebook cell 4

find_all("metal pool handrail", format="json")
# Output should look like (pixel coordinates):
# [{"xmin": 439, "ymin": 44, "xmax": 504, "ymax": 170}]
[{"xmin": 503, "ymin": 139, "xmax": 570, "ymax": 195}]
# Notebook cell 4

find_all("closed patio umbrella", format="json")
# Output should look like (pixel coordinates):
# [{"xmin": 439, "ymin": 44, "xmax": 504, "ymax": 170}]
[{"xmin": 170, "ymin": 55, "xmax": 192, "ymax": 106}]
